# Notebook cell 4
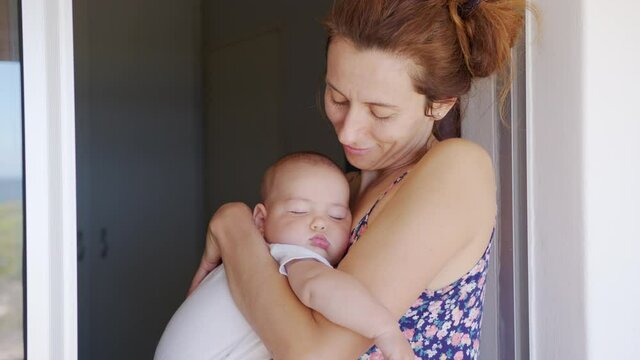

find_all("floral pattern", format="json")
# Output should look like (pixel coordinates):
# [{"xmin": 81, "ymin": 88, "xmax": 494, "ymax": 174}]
[{"xmin": 349, "ymin": 172, "xmax": 493, "ymax": 359}]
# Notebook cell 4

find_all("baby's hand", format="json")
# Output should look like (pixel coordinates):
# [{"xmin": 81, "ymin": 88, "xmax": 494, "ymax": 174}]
[{"xmin": 373, "ymin": 327, "xmax": 416, "ymax": 360}]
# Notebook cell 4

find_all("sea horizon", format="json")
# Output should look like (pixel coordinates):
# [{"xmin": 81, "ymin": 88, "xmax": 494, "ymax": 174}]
[{"xmin": 0, "ymin": 177, "xmax": 22, "ymax": 203}]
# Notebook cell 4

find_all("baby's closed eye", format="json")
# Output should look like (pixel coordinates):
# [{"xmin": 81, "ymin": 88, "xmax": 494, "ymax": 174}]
[{"xmin": 328, "ymin": 207, "xmax": 349, "ymax": 221}]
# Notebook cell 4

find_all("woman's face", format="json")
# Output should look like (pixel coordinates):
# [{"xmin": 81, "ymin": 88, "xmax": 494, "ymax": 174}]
[{"xmin": 324, "ymin": 37, "xmax": 438, "ymax": 171}]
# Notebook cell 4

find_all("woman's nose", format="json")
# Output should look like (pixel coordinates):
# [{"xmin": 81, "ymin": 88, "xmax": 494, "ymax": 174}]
[{"xmin": 337, "ymin": 107, "xmax": 366, "ymax": 145}]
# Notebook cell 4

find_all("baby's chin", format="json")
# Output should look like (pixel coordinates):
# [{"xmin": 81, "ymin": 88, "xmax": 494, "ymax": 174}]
[
  {"xmin": 312, "ymin": 246, "xmax": 346, "ymax": 267},
  {"xmin": 270, "ymin": 239, "xmax": 344, "ymax": 265}
]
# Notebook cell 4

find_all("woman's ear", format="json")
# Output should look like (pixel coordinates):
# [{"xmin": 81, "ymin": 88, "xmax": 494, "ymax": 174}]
[
  {"xmin": 253, "ymin": 203, "xmax": 267, "ymax": 235},
  {"xmin": 431, "ymin": 97, "xmax": 458, "ymax": 120}
]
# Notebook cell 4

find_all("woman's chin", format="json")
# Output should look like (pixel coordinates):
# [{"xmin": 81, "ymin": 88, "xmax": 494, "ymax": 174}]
[{"xmin": 344, "ymin": 153, "xmax": 370, "ymax": 169}]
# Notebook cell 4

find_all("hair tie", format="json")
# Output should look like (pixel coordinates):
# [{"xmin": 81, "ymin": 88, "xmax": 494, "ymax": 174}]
[{"xmin": 458, "ymin": 0, "xmax": 485, "ymax": 19}]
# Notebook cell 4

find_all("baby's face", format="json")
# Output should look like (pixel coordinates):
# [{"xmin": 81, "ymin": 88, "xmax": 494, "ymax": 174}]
[{"xmin": 260, "ymin": 162, "xmax": 352, "ymax": 265}]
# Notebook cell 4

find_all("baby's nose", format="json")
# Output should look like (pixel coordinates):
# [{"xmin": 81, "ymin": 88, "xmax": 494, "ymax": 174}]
[{"xmin": 311, "ymin": 220, "xmax": 326, "ymax": 231}]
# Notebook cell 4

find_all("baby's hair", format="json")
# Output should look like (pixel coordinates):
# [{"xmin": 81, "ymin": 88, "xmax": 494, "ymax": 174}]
[{"xmin": 260, "ymin": 151, "xmax": 345, "ymax": 202}]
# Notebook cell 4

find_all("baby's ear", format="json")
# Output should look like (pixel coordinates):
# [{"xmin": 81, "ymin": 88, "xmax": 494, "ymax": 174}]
[{"xmin": 252, "ymin": 203, "xmax": 267, "ymax": 235}]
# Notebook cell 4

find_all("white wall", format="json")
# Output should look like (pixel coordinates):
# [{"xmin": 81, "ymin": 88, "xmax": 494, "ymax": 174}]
[
  {"xmin": 527, "ymin": 1, "xmax": 640, "ymax": 359},
  {"xmin": 582, "ymin": 1, "xmax": 640, "ymax": 358}
]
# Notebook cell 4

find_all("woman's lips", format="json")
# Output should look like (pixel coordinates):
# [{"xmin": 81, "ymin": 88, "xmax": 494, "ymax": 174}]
[
  {"xmin": 310, "ymin": 235, "xmax": 330, "ymax": 250},
  {"xmin": 343, "ymin": 144, "xmax": 370, "ymax": 155}
]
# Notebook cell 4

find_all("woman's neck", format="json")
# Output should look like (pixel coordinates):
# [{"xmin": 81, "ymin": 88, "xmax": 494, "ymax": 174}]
[{"xmin": 359, "ymin": 134, "xmax": 439, "ymax": 192}]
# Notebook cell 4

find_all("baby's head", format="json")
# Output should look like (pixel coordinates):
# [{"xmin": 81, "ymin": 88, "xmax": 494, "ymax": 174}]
[{"xmin": 253, "ymin": 152, "xmax": 352, "ymax": 265}]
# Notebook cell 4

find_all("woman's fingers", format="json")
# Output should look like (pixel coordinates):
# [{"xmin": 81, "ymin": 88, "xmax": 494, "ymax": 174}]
[
  {"xmin": 187, "ymin": 255, "xmax": 218, "ymax": 296},
  {"xmin": 187, "ymin": 202, "xmax": 252, "ymax": 297},
  {"xmin": 187, "ymin": 208, "xmax": 229, "ymax": 296},
  {"xmin": 375, "ymin": 329, "xmax": 415, "ymax": 360},
  {"xmin": 187, "ymin": 270, "xmax": 205, "ymax": 296}
]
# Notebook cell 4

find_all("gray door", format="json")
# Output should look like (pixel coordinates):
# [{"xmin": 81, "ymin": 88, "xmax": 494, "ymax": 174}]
[
  {"xmin": 74, "ymin": 0, "xmax": 205, "ymax": 359},
  {"xmin": 202, "ymin": 0, "xmax": 340, "ymax": 210},
  {"xmin": 204, "ymin": 29, "xmax": 284, "ymax": 210}
]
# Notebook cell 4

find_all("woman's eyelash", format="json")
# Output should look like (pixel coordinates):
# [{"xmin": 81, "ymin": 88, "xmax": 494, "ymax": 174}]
[
  {"xmin": 331, "ymin": 96, "xmax": 393, "ymax": 120},
  {"xmin": 371, "ymin": 111, "xmax": 393, "ymax": 121},
  {"xmin": 331, "ymin": 98, "xmax": 348, "ymax": 106},
  {"xmin": 372, "ymin": 115, "xmax": 391, "ymax": 121}
]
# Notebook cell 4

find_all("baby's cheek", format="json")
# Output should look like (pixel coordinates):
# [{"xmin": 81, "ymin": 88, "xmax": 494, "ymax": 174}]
[
  {"xmin": 333, "ymin": 238, "xmax": 350, "ymax": 260},
  {"xmin": 265, "ymin": 223, "xmax": 299, "ymax": 246}
]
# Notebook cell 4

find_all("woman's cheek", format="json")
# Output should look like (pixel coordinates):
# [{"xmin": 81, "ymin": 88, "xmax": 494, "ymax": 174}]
[
  {"xmin": 325, "ymin": 99, "xmax": 345, "ymax": 123},
  {"xmin": 328, "ymin": 113, "xmax": 347, "ymax": 138},
  {"xmin": 324, "ymin": 106, "xmax": 337, "ymax": 122}
]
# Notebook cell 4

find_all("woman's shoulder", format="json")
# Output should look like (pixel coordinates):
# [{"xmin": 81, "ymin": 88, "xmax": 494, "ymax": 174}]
[
  {"xmin": 336, "ymin": 138, "xmax": 495, "ymax": 318},
  {"xmin": 419, "ymin": 138, "xmax": 492, "ymax": 168},
  {"xmin": 401, "ymin": 137, "xmax": 496, "ymax": 232},
  {"xmin": 411, "ymin": 138, "xmax": 495, "ymax": 193}
]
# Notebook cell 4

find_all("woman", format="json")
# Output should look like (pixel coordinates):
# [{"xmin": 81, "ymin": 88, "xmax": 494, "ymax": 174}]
[{"xmin": 189, "ymin": 0, "xmax": 525, "ymax": 358}]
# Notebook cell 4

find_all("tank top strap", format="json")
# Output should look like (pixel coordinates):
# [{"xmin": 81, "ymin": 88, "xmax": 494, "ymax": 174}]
[
  {"xmin": 349, "ymin": 171, "xmax": 409, "ymax": 244},
  {"xmin": 365, "ymin": 171, "xmax": 409, "ymax": 218}
]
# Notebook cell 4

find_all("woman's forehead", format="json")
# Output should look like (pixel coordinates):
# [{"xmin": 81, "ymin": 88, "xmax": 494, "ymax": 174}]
[{"xmin": 326, "ymin": 38, "xmax": 418, "ymax": 102}]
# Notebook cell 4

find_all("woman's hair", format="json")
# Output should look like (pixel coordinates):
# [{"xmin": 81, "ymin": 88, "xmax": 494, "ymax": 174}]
[{"xmin": 323, "ymin": 0, "xmax": 527, "ymax": 139}]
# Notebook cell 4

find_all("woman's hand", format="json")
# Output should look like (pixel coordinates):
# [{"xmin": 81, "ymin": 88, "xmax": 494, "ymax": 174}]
[
  {"xmin": 373, "ymin": 327, "xmax": 416, "ymax": 360},
  {"xmin": 187, "ymin": 202, "xmax": 252, "ymax": 296}
]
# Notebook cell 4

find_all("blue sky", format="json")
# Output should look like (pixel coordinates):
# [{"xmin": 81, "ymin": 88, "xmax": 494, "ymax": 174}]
[{"xmin": 0, "ymin": 61, "xmax": 22, "ymax": 180}]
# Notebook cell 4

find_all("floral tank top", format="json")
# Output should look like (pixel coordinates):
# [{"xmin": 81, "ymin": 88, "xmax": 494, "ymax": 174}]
[{"xmin": 349, "ymin": 171, "xmax": 493, "ymax": 360}]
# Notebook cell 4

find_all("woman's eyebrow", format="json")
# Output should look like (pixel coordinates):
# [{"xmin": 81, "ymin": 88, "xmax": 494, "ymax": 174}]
[
  {"xmin": 325, "ymin": 80, "xmax": 346, "ymax": 97},
  {"xmin": 326, "ymin": 80, "xmax": 399, "ymax": 109}
]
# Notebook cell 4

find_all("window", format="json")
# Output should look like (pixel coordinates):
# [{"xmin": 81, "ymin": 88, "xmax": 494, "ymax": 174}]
[{"xmin": 0, "ymin": 0, "xmax": 24, "ymax": 359}]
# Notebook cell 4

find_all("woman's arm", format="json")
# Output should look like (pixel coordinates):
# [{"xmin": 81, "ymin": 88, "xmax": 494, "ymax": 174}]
[
  {"xmin": 197, "ymin": 139, "xmax": 497, "ymax": 359},
  {"xmin": 285, "ymin": 260, "xmax": 414, "ymax": 359},
  {"xmin": 286, "ymin": 259, "xmax": 400, "ymax": 340},
  {"xmin": 203, "ymin": 203, "xmax": 359, "ymax": 359}
]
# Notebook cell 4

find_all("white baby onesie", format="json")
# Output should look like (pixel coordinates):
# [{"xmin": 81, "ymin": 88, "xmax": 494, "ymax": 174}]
[{"xmin": 153, "ymin": 244, "xmax": 331, "ymax": 360}]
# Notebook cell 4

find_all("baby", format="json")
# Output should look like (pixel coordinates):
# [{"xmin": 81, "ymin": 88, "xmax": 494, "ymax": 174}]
[{"xmin": 154, "ymin": 152, "xmax": 413, "ymax": 360}]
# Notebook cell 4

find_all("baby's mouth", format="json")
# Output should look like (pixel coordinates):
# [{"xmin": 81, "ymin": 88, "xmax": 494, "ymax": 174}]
[{"xmin": 310, "ymin": 235, "xmax": 330, "ymax": 250}]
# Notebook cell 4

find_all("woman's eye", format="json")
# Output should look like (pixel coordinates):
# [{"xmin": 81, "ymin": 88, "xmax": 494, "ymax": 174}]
[
  {"xmin": 331, "ymin": 98, "xmax": 348, "ymax": 107},
  {"xmin": 371, "ymin": 111, "xmax": 393, "ymax": 121}
]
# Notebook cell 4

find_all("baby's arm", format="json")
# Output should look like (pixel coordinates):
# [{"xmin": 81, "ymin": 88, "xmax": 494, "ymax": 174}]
[{"xmin": 285, "ymin": 259, "xmax": 414, "ymax": 360}]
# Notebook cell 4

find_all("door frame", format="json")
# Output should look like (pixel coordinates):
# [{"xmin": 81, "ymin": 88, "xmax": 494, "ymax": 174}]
[
  {"xmin": 22, "ymin": 0, "xmax": 78, "ymax": 358},
  {"xmin": 18, "ymin": 0, "xmax": 534, "ymax": 359}
]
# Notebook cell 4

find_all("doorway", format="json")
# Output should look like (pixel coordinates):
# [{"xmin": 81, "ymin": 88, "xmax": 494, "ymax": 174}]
[
  {"xmin": 73, "ymin": 1, "xmax": 528, "ymax": 359},
  {"xmin": 73, "ymin": 1, "xmax": 339, "ymax": 359}
]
